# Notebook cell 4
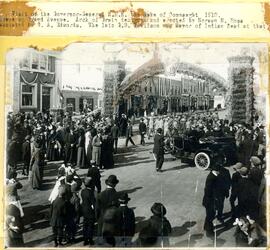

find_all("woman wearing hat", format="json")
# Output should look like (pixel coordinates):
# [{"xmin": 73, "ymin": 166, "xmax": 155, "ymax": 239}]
[{"xmin": 29, "ymin": 139, "xmax": 45, "ymax": 190}]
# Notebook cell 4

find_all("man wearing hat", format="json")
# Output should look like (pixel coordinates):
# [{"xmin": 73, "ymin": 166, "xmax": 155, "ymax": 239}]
[
  {"xmin": 202, "ymin": 164, "xmax": 221, "ymax": 237},
  {"xmin": 50, "ymin": 186, "xmax": 67, "ymax": 247},
  {"xmin": 235, "ymin": 166, "xmax": 259, "ymax": 219},
  {"xmin": 80, "ymin": 177, "xmax": 96, "ymax": 245},
  {"xmin": 118, "ymin": 193, "xmax": 135, "ymax": 247},
  {"xmin": 230, "ymin": 162, "xmax": 244, "ymax": 218},
  {"xmin": 87, "ymin": 160, "xmax": 101, "ymax": 193},
  {"xmin": 92, "ymin": 129, "xmax": 102, "ymax": 168},
  {"xmin": 21, "ymin": 135, "xmax": 31, "ymax": 176},
  {"xmin": 102, "ymin": 199, "xmax": 121, "ymax": 247},
  {"xmin": 214, "ymin": 162, "xmax": 231, "ymax": 223},
  {"xmin": 125, "ymin": 120, "xmax": 135, "ymax": 147},
  {"xmin": 96, "ymin": 175, "xmax": 119, "ymax": 244},
  {"xmin": 249, "ymin": 156, "xmax": 263, "ymax": 186},
  {"xmin": 66, "ymin": 183, "xmax": 81, "ymax": 244},
  {"xmin": 139, "ymin": 118, "xmax": 147, "ymax": 146},
  {"xmin": 153, "ymin": 128, "xmax": 165, "ymax": 172},
  {"xmin": 143, "ymin": 202, "xmax": 172, "ymax": 247}
]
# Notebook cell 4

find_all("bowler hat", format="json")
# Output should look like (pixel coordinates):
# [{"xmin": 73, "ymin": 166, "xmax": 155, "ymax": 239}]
[
  {"xmin": 105, "ymin": 175, "xmax": 119, "ymax": 187},
  {"xmin": 118, "ymin": 193, "xmax": 131, "ymax": 204},
  {"xmin": 151, "ymin": 202, "xmax": 167, "ymax": 216}
]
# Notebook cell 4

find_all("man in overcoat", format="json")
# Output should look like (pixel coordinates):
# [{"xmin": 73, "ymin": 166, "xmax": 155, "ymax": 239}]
[
  {"xmin": 153, "ymin": 128, "xmax": 165, "ymax": 172},
  {"xmin": 50, "ymin": 186, "xmax": 67, "ymax": 247},
  {"xmin": 96, "ymin": 175, "xmax": 119, "ymax": 244},
  {"xmin": 80, "ymin": 177, "xmax": 96, "ymax": 245}
]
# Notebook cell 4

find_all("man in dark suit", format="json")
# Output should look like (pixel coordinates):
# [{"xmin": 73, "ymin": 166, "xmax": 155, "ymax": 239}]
[
  {"xmin": 64, "ymin": 127, "xmax": 77, "ymax": 165},
  {"xmin": 202, "ymin": 164, "xmax": 220, "ymax": 237},
  {"xmin": 153, "ymin": 128, "xmax": 165, "ymax": 172},
  {"xmin": 50, "ymin": 186, "xmax": 67, "ymax": 247},
  {"xmin": 96, "ymin": 175, "xmax": 119, "ymax": 244},
  {"xmin": 87, "ymin": 160, "xmax": 101, "ymax": 193},
  {"xmin": 118, "ymin": 193, "xmax": 135, "ymax": 247},
  {"xmin": 111, "ymin": 123, "xmax": 119, "ymax": 153},
  {"xmin": 125, "ymin": 121, "xmax": 135, "ymax": 147},
  {"xmin": 215, "ymin": 164, "xmax": 231, "ymax": 223},
  {"xmin": 102, "ymin": 199, "xmax": 121, "ymax": 247},
  {"xmin": 139, "ymin": 118, "xmax": 147, "ymax": 145},
  {"xmin": 230, "ymin": 162, "xmax": 244, "ymax": 218},
  {"xmin": 80, "ymin": 177, "xmax": 96, "ymax": 246}
]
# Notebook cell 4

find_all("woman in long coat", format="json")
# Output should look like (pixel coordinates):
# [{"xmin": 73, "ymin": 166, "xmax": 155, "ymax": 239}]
[
  {"xmin": 29, "ymin": 139, "xmax": 44, "ymax": 190},
  {"xmin": 76, "ymin": 128, "xmax": 86, "ymax": 168}
]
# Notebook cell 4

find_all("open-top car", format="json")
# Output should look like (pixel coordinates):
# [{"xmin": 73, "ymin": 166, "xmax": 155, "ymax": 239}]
[{"xmin": 167, "ymin": 135, "xmax": 237, "ymax": 170}]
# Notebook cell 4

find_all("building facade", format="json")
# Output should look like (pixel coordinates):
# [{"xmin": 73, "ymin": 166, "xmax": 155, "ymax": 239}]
[
  {"xmin": 62, "ymin": 86, "xmax": 102, "ymax": 113},
  {"xmin": 9, "ymin": 48, "xmax": 62, "ymax": 113},
  {"xmin": 118, "ymin": 60, "xmax": 227, "ymax": 116}
]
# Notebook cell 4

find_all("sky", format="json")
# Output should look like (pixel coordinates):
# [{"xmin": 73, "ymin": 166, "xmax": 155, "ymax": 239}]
[{"xmin": 60, "ymin": 43, "xmax": 268, "ymax": 91}]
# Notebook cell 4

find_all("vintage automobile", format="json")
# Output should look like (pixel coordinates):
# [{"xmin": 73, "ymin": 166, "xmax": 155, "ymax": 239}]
[{"xmin": 167, "ymin": 135, "xmax": 237, "ymax": 170}]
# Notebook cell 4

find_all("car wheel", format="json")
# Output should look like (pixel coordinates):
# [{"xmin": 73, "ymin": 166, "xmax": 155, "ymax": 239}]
[{"xmin": 194, "ymin": 152, "xmax": 211, "ymax": 170}]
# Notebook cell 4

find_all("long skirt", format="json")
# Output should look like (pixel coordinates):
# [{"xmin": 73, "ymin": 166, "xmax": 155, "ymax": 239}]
[
  {"xmin": 77, "ymin": 147, "xmax": 86, "ymax": 168},
  {"xmin": 92, "ymin": 147, "xmax": 101, "ymax": 166},
  {"xmin": 31, "ymin": 163, "xmax": 42, "ymax": 189},
  {"xmin": 86, "ymin": 144, "xmax": 92, "ymax": 165}
]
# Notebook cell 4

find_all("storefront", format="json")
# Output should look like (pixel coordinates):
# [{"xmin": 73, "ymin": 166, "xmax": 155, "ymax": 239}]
[{"xmin": 10, "ymin": 49, "xmax": 62, "ymax": 113}]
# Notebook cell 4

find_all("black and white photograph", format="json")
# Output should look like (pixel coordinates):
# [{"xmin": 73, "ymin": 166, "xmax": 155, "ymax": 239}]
[{"xmin": 4, "ymin": 43, "xmax": 268, "ymax": 248}]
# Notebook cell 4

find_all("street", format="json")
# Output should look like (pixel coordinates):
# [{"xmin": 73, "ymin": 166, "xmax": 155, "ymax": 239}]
[{"xmin": 18, "ymin": 130, "xmax": 238, "ymax": 248}]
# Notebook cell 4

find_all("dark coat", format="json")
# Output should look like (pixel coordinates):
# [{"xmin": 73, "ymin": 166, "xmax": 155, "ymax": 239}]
[
  {"xmin": 249, "ymin": 167, "xmax": 263, "ymax": 186},
  {"xmin": 80, "ymin": 187, "xmax": 96, "ymax": 220},
  {"xmin": 96, "ymin": 188, "xmax": 118, "ymax": 220},
  {"xmin": 111, "ymin": 125, "xmax": 119, "ymax": 139},
  {"xmin": 102, "ymin": 205, "xmax": 122, "ymax": 236},
  {"xmin": 139, "ymin": 122, "xmax": 147, "ymax": 134},
  {"xmin": 147, "ymin": 215, "xmax": 172, "ymax": 237},
  {"xmin": 153, "ymin": 134, "xmax": 164, "ymax": 155},
  {"xmin": 50, "ymin": 197, "xmax": 67, "ymax": 227},
  {"xmin": 202, "ymin": 171, "xmax": 219, "ymax": 207},
  {"xmin": 22, "ymin": 140, "xmax": 31, "ymax": 163},
  {"xmin": 87, "ymin": 166, "xmax": 101, "ymax": 183},
  {"xmin": 215, "ymin": 167, "xmax": 231, "ymax": 198},
  {"xmin": 235, "ymin": 177, "xmax": 259, "ymax": 218},
  {"xmin": 118, "ymin": 205, "xmax": 135, "ymax": 237},
  {"xmin": 231, "ymin": 171, "xmax": 242, "ymax": 197},
  {"xmin": 126, "ymin": 125, "xmax": 133, "ymax": 138}
]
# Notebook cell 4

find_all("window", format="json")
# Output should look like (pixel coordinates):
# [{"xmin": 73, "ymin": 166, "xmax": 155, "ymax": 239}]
[
  {"xmin": 20, "ymin": 56, "xmax": 30, "ymax": 69},
  {"xmin": 39, "ymin": 54, "xmax": 47, "ymax": 70},
  {"xmin": 32, "ymin": 52, "xmax": 39, "ymax": 69},
  {"xmin": 48, "ymin": 56, "xmax": 55, "ymax": 72},
  {"xmin": 21, "ymin": 84, "xmax": 35, "ymax": 107}
]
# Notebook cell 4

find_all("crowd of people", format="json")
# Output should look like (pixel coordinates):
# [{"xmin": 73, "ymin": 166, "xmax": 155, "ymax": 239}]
[{"xmin": 5, "ymin": 109, "xmax": 267, "ymax": 247}]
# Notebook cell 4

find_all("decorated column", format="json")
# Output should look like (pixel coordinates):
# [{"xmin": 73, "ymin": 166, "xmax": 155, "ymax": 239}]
[
  {"xmin": 227, "ymin": 56, "xmax": 255, "ymax": 125},
  {"xmin": 103, "ymin": 60, "xmax": 126, "ymax": 116}
]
